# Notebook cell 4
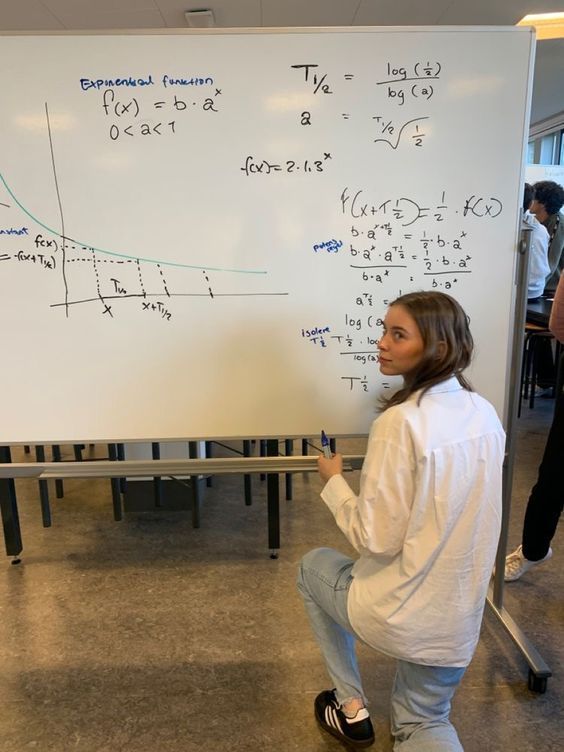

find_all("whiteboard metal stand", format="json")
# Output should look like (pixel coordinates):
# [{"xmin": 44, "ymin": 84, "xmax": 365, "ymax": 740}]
[{"xmin": 486, "ymin": 224, "xmax": 552, "ymax": 693}]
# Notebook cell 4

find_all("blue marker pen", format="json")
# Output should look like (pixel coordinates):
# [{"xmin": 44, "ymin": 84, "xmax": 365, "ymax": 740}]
[{"xmin": 321, "ymin": 430, "xmax": 332, "ymax": 459}]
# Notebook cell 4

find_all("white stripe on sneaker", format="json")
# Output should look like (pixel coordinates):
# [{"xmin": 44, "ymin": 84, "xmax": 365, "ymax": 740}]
[{"xmin": 325, "ymin": 705, "xmax": 342, "ymax": 733}]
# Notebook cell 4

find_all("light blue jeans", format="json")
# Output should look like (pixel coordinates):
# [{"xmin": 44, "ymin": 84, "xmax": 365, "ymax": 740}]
[{"xmin": 297, "ymin": 547, "xmax": 466, "ymax": 751}]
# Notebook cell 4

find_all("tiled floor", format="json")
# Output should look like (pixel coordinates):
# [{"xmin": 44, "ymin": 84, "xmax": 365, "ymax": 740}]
[{"xmin": 0, "ymin": 399, "xmax": 562, "ymax": 751}]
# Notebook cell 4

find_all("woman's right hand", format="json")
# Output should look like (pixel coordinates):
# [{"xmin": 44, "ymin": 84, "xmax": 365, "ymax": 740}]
[{"xmin": 317, "ymin": 453, "xmax": 343, "ymax": 484}]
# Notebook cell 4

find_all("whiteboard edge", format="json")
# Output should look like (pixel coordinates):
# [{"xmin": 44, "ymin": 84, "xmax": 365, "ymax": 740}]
[{"xmin": 0, "ymin": 26, "xmax": 538, "ymax": 37}]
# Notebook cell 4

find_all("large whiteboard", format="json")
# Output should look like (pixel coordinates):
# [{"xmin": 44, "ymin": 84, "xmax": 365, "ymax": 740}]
[{"xmin": 0, "ymin": 28, "xmax": 534, "ymax": 443}]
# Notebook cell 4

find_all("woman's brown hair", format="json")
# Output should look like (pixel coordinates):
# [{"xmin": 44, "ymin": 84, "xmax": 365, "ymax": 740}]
[{"xmin": 379, "ymin": 290, "xmax": 474, "ymax": 410}]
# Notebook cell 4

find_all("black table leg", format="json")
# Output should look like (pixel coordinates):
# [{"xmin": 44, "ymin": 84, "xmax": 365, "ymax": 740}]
[
  {"xmin": 35, "ymin": 446, "xmax": 51, "ymax": 527},
  {"xmin": 205, "ymin": 442, "xmax": 213, "ymax": 487},
  {"xmin": 0, "ymin": 447, "xmax": 22, "ymax": 560},
  {"xmin": 266, "ymin": 439, "xmax": 280, "ymax": 558},
  {"xmin": 107, "ymin": 444, "xmax": 123, "ymax": 521},
  {"xmin": 188, "ymin": 441, "xmax": 201, "ymax": 529},
  {"xmin": 285, "ymin": 439, "xmax": 293, "ymax": 501},
  {"xmin": 51, "ymin": 445, "xmax": 64, "ymax": 498},
  {"xmin": 243, "ymin": 440, "xmax": 252, "ymax": 505},
  {"xmin": 117, "ymin": 443, "xmax": 126, "ymax": 494},
  {"xmin": 260, "ymin": 440, "xmax": 267, "ymax": 481},
  {"xmin": 152, "ymin": 442, "xmax": 162, "ymax": 508}
]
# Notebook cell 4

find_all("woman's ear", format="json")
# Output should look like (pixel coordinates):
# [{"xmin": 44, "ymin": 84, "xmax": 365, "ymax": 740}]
[{"xmin": 436, "ymin": 341, "xmax": 447, "ymax": 360}]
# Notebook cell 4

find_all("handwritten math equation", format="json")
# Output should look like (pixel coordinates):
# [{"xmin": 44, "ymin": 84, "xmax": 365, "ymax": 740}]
[
  {"xmin": 0, "ymin": 247, "xmax": 56, "ymax": 270},
  {"xmin": 0, "ymin": 52, "xmax": 507, "ymax": 405},
  {"xmin": 79, "ymin": 58, "xmax": 442, "ymax": 151},
  {"xmin": 80, "ymin": 74, "xmax": 222, "ymax": 142},
  {"xmin": 0, "ymin": 232, "xmax": 59, "ymax": 270},
  {"xmin": 240, "ymin": 153, "xmax": 332, "ymax": 177},
  {"xmin": 305, "ymin": 184, "xmax": 503, "ymax": 392},
  {"xmin": 292, "ymin": 59, "xmax": 441, "ymax": 150}
]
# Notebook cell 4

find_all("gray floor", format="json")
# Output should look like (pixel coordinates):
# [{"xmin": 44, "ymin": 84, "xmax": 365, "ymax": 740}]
[{"xmin": 1, "ymin": 401, "xmax": 562, "ymax": 751}]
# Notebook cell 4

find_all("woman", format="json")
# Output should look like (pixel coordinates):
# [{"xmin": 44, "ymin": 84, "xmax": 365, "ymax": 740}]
[
  {"xmin": 297, "ymin": 291, "xmax": 505, "ymax": 751},
  {"xmin": 505, "ymin": 267, "xmax": 564, "ymax": 581}
]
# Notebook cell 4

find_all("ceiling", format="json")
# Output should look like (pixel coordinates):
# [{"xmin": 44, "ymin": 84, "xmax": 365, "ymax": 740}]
[
  {"xmin": 0, "ymin": 1, "xmax": 563, "ymax": 125},
  {"xmin": 0, "ymin": 1, "xmax": 563, "ymax": 30}
]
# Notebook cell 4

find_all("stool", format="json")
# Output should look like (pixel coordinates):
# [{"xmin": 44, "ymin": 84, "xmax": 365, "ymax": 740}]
[{"xmin": 519, "ymin": 324, "xmax": 556, "ymax": 415}]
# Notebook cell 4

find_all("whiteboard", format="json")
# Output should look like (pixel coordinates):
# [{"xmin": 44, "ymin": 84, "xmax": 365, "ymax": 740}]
[{"xmin": 0, "ymin": 28, "xmax": 534, "ymax": 443}]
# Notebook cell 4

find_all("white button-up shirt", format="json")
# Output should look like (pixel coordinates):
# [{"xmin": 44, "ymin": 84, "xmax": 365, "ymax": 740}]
[
  {"xmin": 524, "ymin": 210, "xmax": 550, "ymax": 298},
  {"xmin": 322, "ymin": 377, "xmax": 505, "ymax": 667}
]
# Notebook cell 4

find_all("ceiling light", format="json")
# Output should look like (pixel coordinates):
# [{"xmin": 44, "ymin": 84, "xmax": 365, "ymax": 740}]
[{"xmin": 517, "ymin": 13, "xmax": 564, "ymax": 40}]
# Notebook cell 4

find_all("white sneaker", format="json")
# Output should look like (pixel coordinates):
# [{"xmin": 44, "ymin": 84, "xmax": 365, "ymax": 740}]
[{"xmin": 504, "ymin": 545, "xmax": 553, "ymax": 582}]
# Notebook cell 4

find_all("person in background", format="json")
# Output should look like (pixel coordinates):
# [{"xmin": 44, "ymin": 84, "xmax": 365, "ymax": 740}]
[
  {"xmin": 298, "ymin": 291, "xmax": 505, "ymax": 751},
  {"xmin": 527, "ymin": 181, "xmax": 564, "ymax": 389},
  {"xmin": 523, "ymin": 183, "xmax": 550, "ymax": 301},
  {"xmin": 505, "ymin": 269, "xmax": 564, "ymax": 581},
  {"xmin": 530, "ymin": 180, "xmax": 564, "ymax": 293}
]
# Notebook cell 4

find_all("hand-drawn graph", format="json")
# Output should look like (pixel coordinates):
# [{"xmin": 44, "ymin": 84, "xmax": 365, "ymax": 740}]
[{"xmin": 0, "ymin": 104, "xmax": 287, "ymax": 322}]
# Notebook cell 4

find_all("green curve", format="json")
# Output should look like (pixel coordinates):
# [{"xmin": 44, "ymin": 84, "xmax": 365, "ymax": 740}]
[{"xmin": 0, "ymin": 171, "xmax": 267, "ymax": 275}]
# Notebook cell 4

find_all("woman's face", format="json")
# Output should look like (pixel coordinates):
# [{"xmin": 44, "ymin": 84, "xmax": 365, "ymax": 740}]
[{"xmin": 377, "ymin": 304, "xmax": 425, "ymax": 377}]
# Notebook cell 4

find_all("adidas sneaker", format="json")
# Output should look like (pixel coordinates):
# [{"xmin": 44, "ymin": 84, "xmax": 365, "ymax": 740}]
[{"xmin": 314, "ymin": 689, "xmax": 375, "ymax": 749}]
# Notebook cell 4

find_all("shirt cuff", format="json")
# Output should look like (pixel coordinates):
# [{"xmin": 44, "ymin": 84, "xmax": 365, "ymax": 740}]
[{"xmin": 321, "ymin": 473, "xmax": 355, "ymax": 515}]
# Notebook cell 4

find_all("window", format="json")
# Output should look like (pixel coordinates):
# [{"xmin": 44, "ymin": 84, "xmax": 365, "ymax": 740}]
[
  {"xmin": 528, "ymin": 128, "xmax": 564, "ymax": 165},
  {"xmin": 540, "ymin": 133, "xmax": 557, "ymax": 164}
]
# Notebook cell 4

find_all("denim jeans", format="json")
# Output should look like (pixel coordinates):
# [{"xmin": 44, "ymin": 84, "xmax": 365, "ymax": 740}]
[{"xmin": 297, "ymin": 547, "xmax": 466, "ymax": 751}]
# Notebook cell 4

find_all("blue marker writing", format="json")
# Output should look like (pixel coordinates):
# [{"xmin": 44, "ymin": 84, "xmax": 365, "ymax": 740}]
[{"xmin": 321, "ymin": 430, "xmax": 332, "ymax": 459}]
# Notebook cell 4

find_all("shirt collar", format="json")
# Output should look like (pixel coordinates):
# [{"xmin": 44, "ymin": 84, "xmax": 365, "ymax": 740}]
[{"xmin": 418, "ymin": 375, "xmax": 463, "ymax": 396}]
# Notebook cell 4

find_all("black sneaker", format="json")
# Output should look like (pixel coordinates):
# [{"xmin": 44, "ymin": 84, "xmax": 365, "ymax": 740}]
[{"xmin": 314, "ymin": 689, "xmax": 375, "ymax": 749}]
